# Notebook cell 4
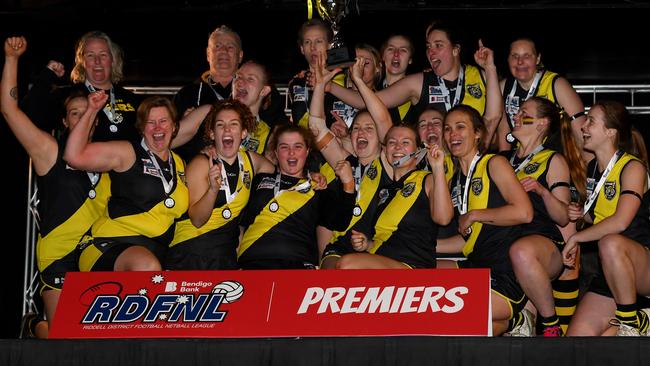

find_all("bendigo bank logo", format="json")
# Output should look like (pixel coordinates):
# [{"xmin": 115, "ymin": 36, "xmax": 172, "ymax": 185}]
[{"xmin": 79, "ymin": 275, "xmax": 244, "ymax": 325}]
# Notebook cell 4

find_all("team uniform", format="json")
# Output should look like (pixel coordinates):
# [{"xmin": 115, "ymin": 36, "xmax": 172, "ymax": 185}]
[
  {"xmin": 241, "ymin": 118, "xmax": 272, "ymax": 155},
  {"xmin": 321, "ymin": 156, "xmax": 393, "ymax": 262},
  {"xmin": 78, "ymin": 141, "xmax": 189, "ymax": 271},
  {"xmin": 37, "ymin": 142, "xmax": 110, "ymax": 290},
  {"xmin": 450, "ymin": 154, "xmax": 526, "ymax": 316},
  {"xmin": 503, "ymin": 70, "xmax": 560, "ymax": 128},
  {"xmin": 503, "ymin": 147, "xmax": 565, "ymax": 244},
  {"xmin": 583, "ymin": 153, "xmax": 650, "ymax": 299},
  {"xmin": 288, "ymin": 71, "xmax": 350, "ymax": 128},
  {"xmin": 408, "ymin": 65, "xmax": 486, "ymax": 124},
  {"xmin": 167, "ymin": 149, "xmax": 254, "ymax": 270},
  {"xmin": 238, "ymin": 172, "xmax": 355, "ymax": 269},
  {"xmin": 369, "ymin": 170, "xmax": 438, "ymax": 268},
  {"xmin": 21, "ymin": 68, "xmax": 140, "ymax": 142},
  {"xmin": 173, "ymin": 71, "xmax": 288, "ymax": 161}
]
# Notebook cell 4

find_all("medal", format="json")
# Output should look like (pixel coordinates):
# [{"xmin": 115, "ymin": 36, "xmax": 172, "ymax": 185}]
[
  {"xmin": 88, "ymin": 189, "xmax": 96, "ymax": 199},
  {"xmin": 353, "ymin": 205, "xmax": 362, "ymax": 217},
  {"xmin": 109, "ymin": 124, "xmax": 118, "ymax": 133},
  {"xmin": 269, "ymin": 201, "xmax": 279, "ymax": 212},
  {"xmin": 113, "ymin": 112, "xmax": 123, "ymax": 124},
  {"xmin": 506, "ymin": 133, "xmax": 515, "ymax": 143},
  {"xmin": 164, "ymin": 197, "xmax": 175, "ymax": 208},
  {"xmin": 222, "ymin": 207, "xmax": 232, "ymax": 219},
  {"xmin": 86, "ymin": 172, "xmax": 100, "ymax": 200}
]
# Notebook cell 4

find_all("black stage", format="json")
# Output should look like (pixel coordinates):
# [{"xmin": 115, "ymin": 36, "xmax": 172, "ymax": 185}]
[{"xmin": 1, "ymin": 336, "xmax": 646, "ymax": 366}]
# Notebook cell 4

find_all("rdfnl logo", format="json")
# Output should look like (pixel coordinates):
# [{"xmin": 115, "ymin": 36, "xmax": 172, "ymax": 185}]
[{"xmin": 81, "ymin": 280, "xmax": 244, "ymax": 324}]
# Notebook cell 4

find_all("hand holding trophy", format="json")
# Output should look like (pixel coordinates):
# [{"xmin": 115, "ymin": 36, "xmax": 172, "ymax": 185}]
[{"xmin": 315, "ymin": 0, "xmax": 356, "ymax": 70}]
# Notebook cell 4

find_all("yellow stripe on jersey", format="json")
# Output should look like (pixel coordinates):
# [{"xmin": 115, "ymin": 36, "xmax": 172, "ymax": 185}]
[
  {"xmin": 170, "ymin": 149, "xmax": 254, "ymax": 247},
  {"xmin": 593, "ymin": 153, "xmax": 639, "ymax": 224},
  {"xmin": 462, "ymin": 154, "xmax": 494, "ymax": 257},
  {"xmin": 238, "ymin": 181, "xmax": 315, "ymax": 257},
  {"xmin": 370, "ymin": 171, "xmax": 429, "ymax": 253}
]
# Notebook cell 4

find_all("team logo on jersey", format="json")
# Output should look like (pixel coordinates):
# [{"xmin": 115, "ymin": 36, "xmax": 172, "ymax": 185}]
[
  {"xmin": 401, "ymin": 182, "xmax": 416, "ymax": 197},
  {"xmin": 428, "ymin": 86, "xmax": 447, "ymax": 104},
  {"xmin": 242, "ymin": 171, "xmax": 251, "ymax": 189},
  {"xmin": 142, "ymin": 159, "xmax": 161, "ymax": 177},
  {"xmin": 257, "ymin": 177, "xmax": 276, "ymax": 190},
  {"xmin": 378, "ymin": 188, "xmax": 390, "ymax": 205},
  {"xmin": 604, "ymin": 181, "xmax": 616, "ymax": 200},
  {"xmin": 505, "ymin": 95, "xmax": 520, "ymax": 118},
  {"xmin": 524, "ymin": 162, "xmax": 540, "ymax": 175},
  {"xmin": 471, "ymin": 178, "xmax": 483, "ymax": 196},
  {"xmin": 292, "ymin": 85, "xmax": 307, "ymax": 102},
  {"xmin": 467, "ymin": 84, "xmax": 483, "ymax": 99},
  {"xmin": 366, "ymin": 164, "xmax": 378, "ymax": 180},
  {"xmin": 242, "ymin": 138, "xmax": 260, "ymax": 153}
]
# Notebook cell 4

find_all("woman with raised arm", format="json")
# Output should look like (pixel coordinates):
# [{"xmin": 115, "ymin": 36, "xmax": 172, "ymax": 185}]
[
  {"xmin": 237, "ymin": 125, "xmax": 355, "ymax": 269},
  {"xmin": 437, "ymin": 104, "xmax": 533, "ymax": 336},
  {"xmin": 563, "ymin": 101, "xmax": 650, "ymax": 337},
  {"xmin": 167, "ymin": 100, "xmax": 276, "ymax": 270},
  {"xmin": 308, "ymin": 54, "xmax": 394, "ymax": 268},
  {"xmin": 334, "ymin": 124, "xmax": 453, "ymax": 269},
  {"xmin": 64, "ymin": 94, "xmax": 201, "ymax": 273},
  {"xmin": 1, "ymin": 37, "xmax": 110, "ymax": 338},
  {"xmin": 326, "ymin": 21, "xmax": 502, "ymax": 131},
  {"xmin": 495, "ymin": 38, "xmax": 587, "ymax": 158},
  {"xmin": 505, "ymin": 97, "xmax": 575, "ymax": 337}
]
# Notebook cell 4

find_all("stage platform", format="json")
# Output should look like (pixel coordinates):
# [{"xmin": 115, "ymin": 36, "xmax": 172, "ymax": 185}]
[{"xmin": 0, "ymin": 336, "xmax": 645, "ymax": 366}]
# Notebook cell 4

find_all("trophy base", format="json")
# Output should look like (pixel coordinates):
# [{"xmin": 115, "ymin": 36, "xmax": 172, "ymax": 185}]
[{"xmin": 327, "ymin": 46, "xmax": 356, "ymax": 71}]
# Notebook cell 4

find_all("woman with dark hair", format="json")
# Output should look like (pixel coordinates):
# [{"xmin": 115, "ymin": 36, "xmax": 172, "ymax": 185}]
[
  {"xmin": 64, "ymin": 94, "xmax": 209, "ymax": 272},
  {"xmin": 564, "ymin": 101, "xmax": 650, "ymax": 337},
  {"xmin": 380, "ymin": 34, "xmax": 415, "ymax": 123},
  {"xmin": 504, "ymin": 97, "xmax": 576, "ymax": 336},
  {"xmin": 494, "ymin": 38, "xmax": 587, "ymax": 159},
  {"xmin": 326, "ymin": 21, "xmax": 502, "ymax": 129},
  {"xmin": 237, "ymin": 125, "xmax": 355, "ymax": 269},
  {"xmin": 167, "ymin": 100, "xmax": 276, "ymax": 270},
  {"xmin": 437, "ymin": 104, "xmax": 533, "ymax": 336}
]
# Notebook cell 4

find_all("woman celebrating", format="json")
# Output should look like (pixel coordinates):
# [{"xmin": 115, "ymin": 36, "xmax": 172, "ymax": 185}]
[
  {"xmin": 380, "ymin": 34, "xmax": 415, "ymax": 123},
  {"xmin": 335, "ymin": 124, "xmax": 453, "ymax": 269},
  {"xmin": 563, "ymin": 101, "xmax": 650, "ymax": 337},
  {"xmin": 505, "ymin": 97, "xmax": 574, "ymax": 336},
  {"xmin": 327, "ymin": 21, "xmax": 502, "ymax": 129},
  {"xmin": 1, "ymin": 37, "xmax": 110, "ymax": 337},
  {"xmin": 167, "ymin": 100, "xmax": 275, "ymax": 270},
  {"xmin": 64, "ymin": 95, "xmax": 191, "ymax": 272},
  {"xmin": 309, "ymin": 55, "xmax": 394, "ymax": 268},
  {"xmin": 438, "ymin": 104, "xmax": 533, "ymax": 335},
  {"xmin": 237, "ymin": 125, "xmax": 355, "ymax": 269},
  {"xmin": 495, "ymin": 38, "xmax": 586, "ymax": 157}
]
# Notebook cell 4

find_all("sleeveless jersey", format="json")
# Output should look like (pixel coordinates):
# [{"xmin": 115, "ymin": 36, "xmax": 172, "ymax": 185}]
[{"xmin": 503, "ymin": 70, "xmax": 559, "ymax": 127}]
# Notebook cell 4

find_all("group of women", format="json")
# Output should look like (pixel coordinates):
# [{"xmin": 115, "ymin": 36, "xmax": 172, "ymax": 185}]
[{"xmin": 3, "ymin": 17, "xmax": 649, "ymax": 340}]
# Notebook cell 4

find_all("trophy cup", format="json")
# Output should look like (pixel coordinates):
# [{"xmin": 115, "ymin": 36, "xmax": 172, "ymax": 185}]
[{"xmin": 317, "ymin": 0, "xmax": 356, "ymax": 70}]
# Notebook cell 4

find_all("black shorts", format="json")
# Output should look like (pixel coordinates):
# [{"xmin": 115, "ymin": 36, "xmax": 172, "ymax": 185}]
[
  {"xmin": 165, "ymin": 241, "xmax": 238, "ymax": 270},
  {"xmin": 40, "ymin": 249, "xmax": 79, "ymax": 291},
  {"xmin": 80, "ymin": 237, "xmax": 168, "ymax": 272}
]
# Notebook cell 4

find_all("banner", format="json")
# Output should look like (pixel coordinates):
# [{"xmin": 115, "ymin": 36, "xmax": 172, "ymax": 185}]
[{"xmin": 50, "ymin": 269, "xmax": 491, "ymax": 338}]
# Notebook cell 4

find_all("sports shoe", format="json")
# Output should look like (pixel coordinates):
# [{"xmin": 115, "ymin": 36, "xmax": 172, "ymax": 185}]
[
  {"xmin": 610, "ymin": 318, "xmax": 641, "ymax": 336},
  {"xmin": 504, "ymin": 309, "xmax": 535, "ymax": 337},
  {"xmin": 541, "ymin": 324, "xmax": 563, "ymax": 337}
]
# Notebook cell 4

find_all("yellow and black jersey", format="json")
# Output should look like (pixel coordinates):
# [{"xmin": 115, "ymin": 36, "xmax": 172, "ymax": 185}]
[
  {"xmin": 450, "ymin": 154, "xmax": 519, "ymax": 272},
  {"xmin": 587, "ymin": 153, "xmax": 650, "ymax": 245},
  {"xmin": 242, "ymin": 119, "xmax": 271, "ymax": 155},
  {"xmin": 322, "ymin": 156, "xmax": 393, "ymax": 260},
  {"xmin": 503, "ymin": 70, "xmax": 559, "ymax": 127},
  {"xmin": 168, "ymin": 149, "xmax": 254, "ymax": 270},
  {"xmin": 91, "ymin": 142, "xmax": 189, "ymax": 249},
  {"xmin": 288, "ymin": 70, "xmax": 347, "ymax": 128},
  {"xmin": 37, "ymin": 144, "xmax": 110, "ymax": 288},
  {"xmin": 411, "ymin": 65, "xmax": 486, "ymax": 124},
  {"xmin": 369, "ymin": 170, "xmax": 437, "ymax": 268},
  {"xmin": 417, "ymin": 153, "xmax": 455, "ymax": 184},
  {"xmin": 238, "ymin": 172, "xmax": 354, "ymax": 268},
  {"xmin": 503, "ymin": 148, "xmax": 563, "ymax": 242}
]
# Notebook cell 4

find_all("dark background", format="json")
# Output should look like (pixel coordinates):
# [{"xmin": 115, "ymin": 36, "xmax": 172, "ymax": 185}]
[{"xmin": 1, "ymin": 0, "xmax": 649, "ymax": 338}]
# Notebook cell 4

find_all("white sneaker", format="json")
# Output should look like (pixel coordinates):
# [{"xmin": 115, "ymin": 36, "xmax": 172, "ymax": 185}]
[
  {"xmin": 504, "ymin": 309, "xmax": 535, "ymax": 337},
  {"xmin": 610, "ymin": 319, "xmax": 641, "ymax": 336}
]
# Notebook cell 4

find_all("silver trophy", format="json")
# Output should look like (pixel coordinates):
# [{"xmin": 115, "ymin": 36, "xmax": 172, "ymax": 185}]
[{"xmin": 318, "ymin": 0, "xmax": 356, "ymax": 70}]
